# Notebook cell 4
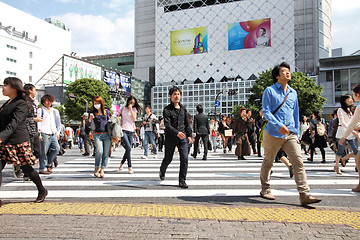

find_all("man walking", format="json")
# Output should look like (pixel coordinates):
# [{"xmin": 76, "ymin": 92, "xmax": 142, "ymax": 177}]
[
  {"xmin": 191, "ymin": 104, "xmax": 210, "ymax": 160},
  {"xmin": 159, "ymin": 86, "xmax": 192, "ymax": 189},
  {"xmin": 141, "ymin": 105, "xmax": 159, "ymax": 159},
  {"xmin": 37, "ymin": 94, "xmax": 60, "ymax": 174},
  {"xmin": 255, "ymin": 109, "xmax": 265, "ymax": 157},
  {"xmin": 260, "ymin": 62, "xmax": 321, "ymax": 206}
]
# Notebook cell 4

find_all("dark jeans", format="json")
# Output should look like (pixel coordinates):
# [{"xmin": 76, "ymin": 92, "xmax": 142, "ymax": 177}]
[
  {"xmin": 158, "ymin": 133, "xmax": 165, "ymax": 152},
  {"xmin": 121, "ymin": 130, "xmax": 134, "ymax": 167},
  {"xmin": 160, "ymin": 138, "xmax": 188, "ymax": 183},
  {"xmin": 248, "ymin": 133, "xmax": 256, "ymax": 153},
  {"xmin": 256, "ymin": 133, "xmax": 262, "ymax": 156},
  {"xmin": 193, "ymin": 134, "xmax": 209, "ymax": 158}
]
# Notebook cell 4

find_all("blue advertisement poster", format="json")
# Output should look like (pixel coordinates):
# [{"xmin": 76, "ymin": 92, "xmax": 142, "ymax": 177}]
[{"xmin": 120, "ymin": 74, "xmax": 131, "ymax": 96}]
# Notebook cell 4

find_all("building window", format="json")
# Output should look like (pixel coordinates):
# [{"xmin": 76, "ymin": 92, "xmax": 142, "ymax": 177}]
[
  {"xmin": 6, "ymin": 71, "xmax": 16, "ymax": 76},
  {"xmin": 6, "ymin": 57, "xmax": 17, "ymax": 63},
  {"xmin": 29, "ymin": 76, "xmax": 33, "ymax": 82},
  {"xmin": 29, "ymin": 64, "xmax": 33, "ymax": 70},
  {"xmin": 29, "ymin": 52, "xmax": 33, "ymax": 58},
  {"xmin": 6, "ymin": 44, "xmax": 17, "ymax": 50}
]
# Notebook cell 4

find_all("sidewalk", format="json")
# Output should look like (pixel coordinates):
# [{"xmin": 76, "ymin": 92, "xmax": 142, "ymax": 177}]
[{"xmin": 0, "ymin": 201, "xmax": 359, "ymax": 239}]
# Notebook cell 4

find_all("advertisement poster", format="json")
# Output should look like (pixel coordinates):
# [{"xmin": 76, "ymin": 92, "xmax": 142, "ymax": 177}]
[
  {"xmin": 120, "ymin": 74, "xmax": 131, "ymax": 96},
  {"xmin": 103, "ymin": 70, "xmax": 131, "ymax": 96},
  {"xmin": 228, "ymin": 18, "xmax": 271, "ymax": 51},
  {"xmin": 170, "ymin": 27, "xmax": 208, "ymax": 56},
  {"xmin": 104, "ymin": 69, "xmax": 117, "ymax": 91},
  {"xmin": 63, "ymin": 56, "xmax": 101, "ymax": 84}
]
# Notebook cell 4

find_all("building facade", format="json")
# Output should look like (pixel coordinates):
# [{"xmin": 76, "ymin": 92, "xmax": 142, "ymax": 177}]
[
  {"xmin": 0, "ymin": 2, "xmax": 71, "ymax": 101},
  {"xmin": 319, "ymin": 53, "xmax": 360, "ymax": 116},
  {"xmin": 134, "ymin": 0, "xmax": 332, "ymax": 117}
]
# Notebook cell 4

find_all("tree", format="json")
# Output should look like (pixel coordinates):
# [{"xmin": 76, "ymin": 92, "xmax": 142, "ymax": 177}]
[
  {"xmin": 247, "ymin": 69, "xmax": 326, "ymax": 117},
  {"xmin": 64, "ymin": 78, "xmax": 112, "ymax": 121}
]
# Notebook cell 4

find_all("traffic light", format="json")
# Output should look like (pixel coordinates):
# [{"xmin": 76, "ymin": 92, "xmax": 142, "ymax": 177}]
[{"xmin": 228, "ymin": 89, "xmax": 237, "ymax": 95}]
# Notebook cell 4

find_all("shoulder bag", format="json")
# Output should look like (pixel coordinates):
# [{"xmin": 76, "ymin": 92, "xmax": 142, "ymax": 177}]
[{"xmin": 259, "ymin": 92, "xmax": 290, "ymax": 143}]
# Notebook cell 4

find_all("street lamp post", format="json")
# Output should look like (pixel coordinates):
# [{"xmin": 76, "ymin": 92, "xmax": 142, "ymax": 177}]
[{"xmin": 68, "ymin": 93, "xmax": 88, "ymax": 113}]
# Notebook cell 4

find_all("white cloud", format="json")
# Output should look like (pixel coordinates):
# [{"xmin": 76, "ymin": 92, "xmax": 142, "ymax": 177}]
[
  {"xmin": 332, "ymin": 0, "xmax": 360, "ymax": 54},
  {"xmin": 53, "ymin": 11, "xmax": 134, "ymax": 56},
  {"xmin": 103, "ymin": 0, "xmax": 133, "ymax": 9}
]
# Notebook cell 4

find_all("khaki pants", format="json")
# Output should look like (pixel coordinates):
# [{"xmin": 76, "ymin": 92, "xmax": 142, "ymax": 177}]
[{"xmin": 260, "ymin": 131, "xmax": 310, "ymax": 194}]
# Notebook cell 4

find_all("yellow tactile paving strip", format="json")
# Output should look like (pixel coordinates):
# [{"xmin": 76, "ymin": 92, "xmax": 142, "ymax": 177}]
[{"xmin": 1, "ymin": 202, "xmax": 360, "ymax": 230}]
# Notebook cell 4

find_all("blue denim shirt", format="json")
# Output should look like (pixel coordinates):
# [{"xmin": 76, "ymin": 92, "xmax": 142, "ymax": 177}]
[{"xmin": 262, "ymin": 82, "xmax": 299, "ymax": 138}]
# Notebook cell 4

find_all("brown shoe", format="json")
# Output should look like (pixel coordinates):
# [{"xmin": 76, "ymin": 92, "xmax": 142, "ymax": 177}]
[
  {"xmin": 299, "ymin": 193, "xmax": 321, "ymax": 206},
  {"xmin": 351, "ymin": 185, "xmax": 360, "ymax": 192},
  {"xmin": 260, "ymin": 189, "xmax": 275, "ymax": 200},
  {"xmin": 47, "ymin": 168, "xmax": 53, "ymax": 173},
  {"xmin": 39, "ymin": 171, "xmax": 51, "ymax": 174},
  {"xmin": 34, "ymin": 189, "xmax": 48, "ymax": 203}
]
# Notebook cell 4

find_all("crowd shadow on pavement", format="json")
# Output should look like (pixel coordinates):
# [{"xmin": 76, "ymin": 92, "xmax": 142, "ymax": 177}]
[{"xmin": 176, "ymin": 195, "xmax": 308, "ymax": 208}]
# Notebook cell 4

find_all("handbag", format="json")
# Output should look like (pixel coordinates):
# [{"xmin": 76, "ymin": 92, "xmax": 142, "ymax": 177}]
[
  {"xmin": 224, "ymin": 129, "xmax": 233, "ymax": 137},
  {"xmin": 212, "ymin": 130, "xmax": 216, "ymax": 137},
  {"xmin": 259, "ymin": 92, "xmax": 290, "ymax": 143},
  {"xmin": 301, "ymin": 129, "xmax": 312, "ymax": 145}
]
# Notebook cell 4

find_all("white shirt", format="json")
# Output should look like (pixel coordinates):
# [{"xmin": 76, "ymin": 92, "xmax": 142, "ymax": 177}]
[
  {"xmin": 65, "ymin": 127, "xmax": 74, "ymax": 140},
  {"xmin": 336, "ymin": 108, "xmax": 356, "ymax": 140},
  {"xmin": 37, "ymin": 107, "xmax": 58, "ymax": 135},
  {"xmin": 342, "ymin": 106, "xmax": 360, "ymax": 139}
]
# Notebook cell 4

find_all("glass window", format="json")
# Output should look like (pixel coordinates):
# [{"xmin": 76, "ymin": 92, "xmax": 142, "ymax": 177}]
[
  {"xmin": 326, "ymin": 70, "xmax": 333, "ymax": 82},
  {"xmin": 350, "ymin": 68, "xmax": 360, "ymax": 89},
  {"xmin": 29, "ymin": 52, "xmax": 33, "ymax": 58}
]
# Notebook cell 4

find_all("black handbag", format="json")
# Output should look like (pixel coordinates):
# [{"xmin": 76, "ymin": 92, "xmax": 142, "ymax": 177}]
[{"xmin": 301, "ymin": 129, "xmax": 312, "ymax": 145}]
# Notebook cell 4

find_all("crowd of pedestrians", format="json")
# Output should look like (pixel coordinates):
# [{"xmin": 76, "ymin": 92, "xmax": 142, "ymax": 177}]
[{"xmin": 1, "ymin": 63, "xmax": 360, "ymax": 206}]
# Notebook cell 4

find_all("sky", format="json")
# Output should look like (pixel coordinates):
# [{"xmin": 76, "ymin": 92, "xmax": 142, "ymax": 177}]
[{"xmin": 1, "ymin": 0, "xmax": 359, "ymax": 57}]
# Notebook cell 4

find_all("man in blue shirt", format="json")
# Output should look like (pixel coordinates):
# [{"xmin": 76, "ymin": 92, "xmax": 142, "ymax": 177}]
[{"xmin": 260, "ymin": 62, "xmax": 321, "ymax": 206}]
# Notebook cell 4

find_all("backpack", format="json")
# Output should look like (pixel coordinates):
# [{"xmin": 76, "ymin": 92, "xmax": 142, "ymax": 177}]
[{"xmin": 316, "ymin": 121, "xmax": 326, "ymax": 136}]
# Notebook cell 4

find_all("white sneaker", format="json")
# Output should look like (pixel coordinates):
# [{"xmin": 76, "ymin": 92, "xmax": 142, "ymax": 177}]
[
  {"xmin": 141, "ymin": 155, "xmax": 148, "ymax": 159},
  {"xmin": 153, "ymin": 155, "xmax": 157, "ymax": 158}
]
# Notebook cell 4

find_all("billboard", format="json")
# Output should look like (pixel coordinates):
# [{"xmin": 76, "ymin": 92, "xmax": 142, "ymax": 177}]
[
  {"xmin": 63, "ymin": 56, "xmax": 101, "ymax": 84},
  {"xmin": 228, "ymin": 18, "xmax": 271, "ymax": 51},
  {"xmin": 170, "ymin": 27, "xmax": 208, "ymax": 56},
  {"xmin": 103, "ymin": 69, "xmax": 131, "ymax": 96}
]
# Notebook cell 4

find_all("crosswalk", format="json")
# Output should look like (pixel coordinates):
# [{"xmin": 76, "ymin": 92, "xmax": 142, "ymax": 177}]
[{"xmin": 1, "ymin": 147, "xmax": 359, "ymax": 200}]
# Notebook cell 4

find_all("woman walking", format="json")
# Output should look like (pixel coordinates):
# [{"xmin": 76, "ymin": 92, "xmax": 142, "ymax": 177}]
[
  {"xmin": 339, "ymin": 84, "xmax": 360, "ymax": 191},
  {"xmin": 300, "ymin": 115, "xmax": 310, "ymax": 155},
  {"xmin": 307, "ymin": 110, "xmax": 327, "ymax": 163},
  {"xmin": 209, "ymin": 118, "xmax": 218, "ymax": 152},
  {"xmin": 88, "ymin": 96, "xmax": 111, "ymax": 178},
  {"xmin": 218, "ymin": 115, "xmax": 230, "ymax": 154},
  {"xmin": 0, "ymin": 77, "xmax": 47, "ymax": 205},
  {"xmin": 334, "ymin": 94, "xmax": 359, "ymax": 175},
  {"xmin": 119, "ymin": 96, "xmax": 142, "ymax": 174},
  {"xmin": 232, "ymin": 107, "xmax": 251, "ymax": 160}
]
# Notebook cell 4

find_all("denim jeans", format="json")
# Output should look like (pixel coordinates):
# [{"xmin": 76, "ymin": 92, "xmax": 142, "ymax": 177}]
[
  {"xmin": 210, "ymin": 136, "xmax": 217, "ymax": 152},
  {"xmin": 94, "ymin": 133, "xmax": 111, "ymax": 168},
  {"xmin": 143, "ymin": 131, "xmax": 157, "ymax": 156},
  {"xmin": 39, "ymin": 133, "xmax": 60, "ymax": 171},
  {"xmin": 121, "ymin": 130, "xmax": 134, "ymax": 167},
  {"xmin": 336, "ymin": 138, "xmax": 358, "ymax": 156}
]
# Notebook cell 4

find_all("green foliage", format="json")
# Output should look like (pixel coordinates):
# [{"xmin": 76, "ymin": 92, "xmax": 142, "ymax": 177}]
[
  {"xmin": 247, "ymin": 69, "xmax": 326, "ymax": 117},
  {"xmin": 64, "ymin": 78, "xmax": 112, "ymax": 121}
]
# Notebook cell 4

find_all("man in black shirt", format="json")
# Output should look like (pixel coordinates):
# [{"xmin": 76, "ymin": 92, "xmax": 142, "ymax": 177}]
[{"xmin": 159, "ymin": 86, "xmax": 192, "ymax": 189}]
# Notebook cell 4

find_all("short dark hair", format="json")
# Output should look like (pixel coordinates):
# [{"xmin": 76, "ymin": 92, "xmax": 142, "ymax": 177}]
[
  {"xmin": 145, "ymin": 105, "xmax": 151, "ymax": 110},
  {"xmin": 196, "ymin": 104, "xmax": 203, "ymax": 113},
  {"xmin": 41, "ymin": 94, "xmax": 55, "ymax": 105},
  {"xmin": 23, "ymin": 83, "xmax": 35, "ymax": 96},
  {"xmin": 272, "ymin": 62, "xmax": 290, "ymax": 83},
  {"xmin": 169, "ymin": 86, "xmax": 181, "ymax": 96}
]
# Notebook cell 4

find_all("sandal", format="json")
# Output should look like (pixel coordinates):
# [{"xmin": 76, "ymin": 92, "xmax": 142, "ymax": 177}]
[
  {"xmin": 340, "ymin": 158, "xmax": 347, "ymax": 167},
  {"xmin": 94, "ymin": 168, "xmax": 99, "ymax": 177},
  {"xmin": 119, "ymin": 164, "xmax": 124, "ymax": 171},
  {"xmin": 334, "ymin": 166, "xmax": 342, "ymax": 175},
  {"xmin": 128, "ymin": 167, "xmax": 133, "ymax": 174},
  {"xmin": 351, "ymin": 185, "xmax": 360, "ymax": 192},
  {"xmin": 100, "ymin": 169, "xmax": 105, "ymax": 178}
]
